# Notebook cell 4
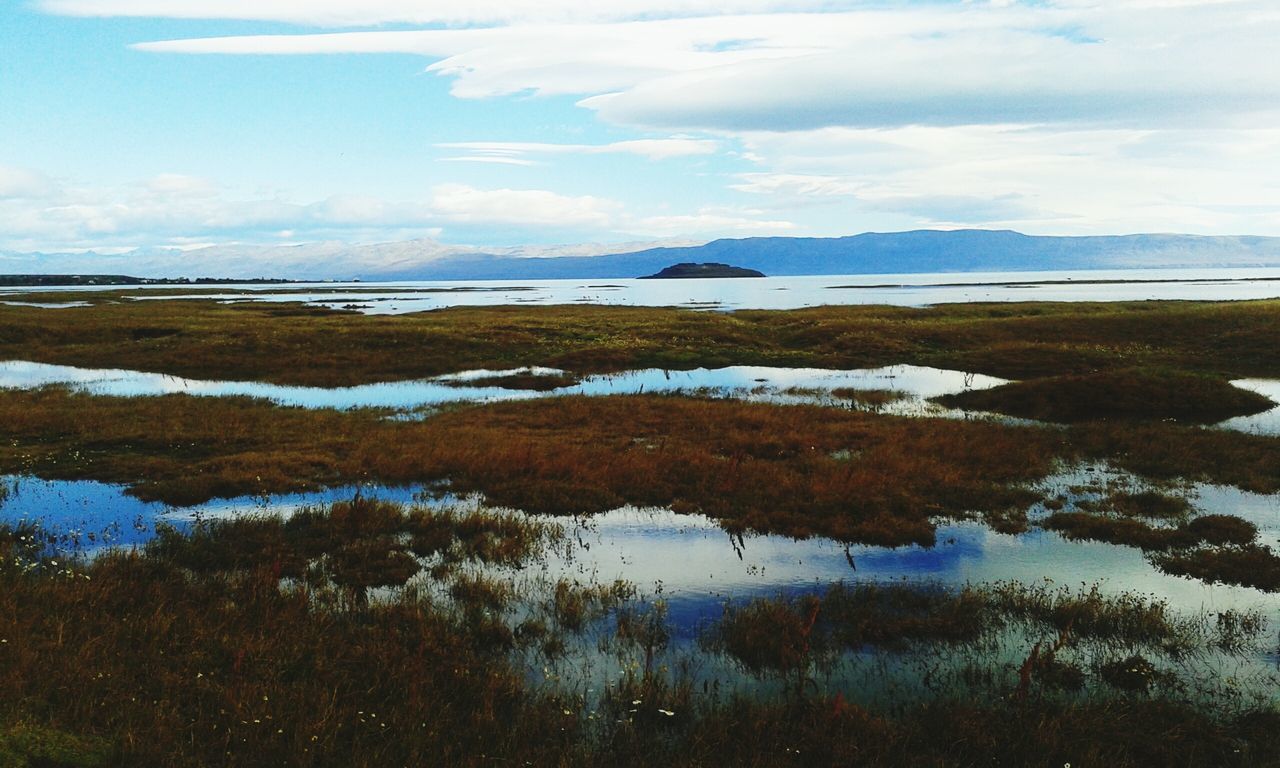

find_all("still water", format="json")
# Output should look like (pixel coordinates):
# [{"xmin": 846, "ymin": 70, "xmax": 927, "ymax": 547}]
[{"xmin": 2, "ymin": 359, "xmax": 1276, "ymax": 434}]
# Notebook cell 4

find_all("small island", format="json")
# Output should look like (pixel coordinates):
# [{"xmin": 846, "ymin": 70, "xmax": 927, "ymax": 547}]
[{"xmin": 640, "ymin": 262, "xmax": 766, "ymax": 279}]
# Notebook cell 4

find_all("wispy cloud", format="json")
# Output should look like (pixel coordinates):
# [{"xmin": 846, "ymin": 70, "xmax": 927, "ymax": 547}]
[
  {"xmin": 437, "ymin": 138, "xmax": 719, "ymax": 163},
  {"xmin": 439, "ymin": 155, "xmax": 542, "ymax": 167}
]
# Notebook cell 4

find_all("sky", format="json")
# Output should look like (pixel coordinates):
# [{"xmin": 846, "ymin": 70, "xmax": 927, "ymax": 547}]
[{"xmin": 1, "ymin": 0, "xmax": 1279, "ymax": 255}]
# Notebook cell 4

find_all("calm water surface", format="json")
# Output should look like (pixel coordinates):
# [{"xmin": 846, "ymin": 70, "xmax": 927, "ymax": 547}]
[
  {"xmin": 2, "ymin": 359, "xmax": 1275, "ymax": 434},
  {"xmin": 6, "ymin": 268, "xmax": 1280, "ymax": 313},
  {"xmin": 0, "ymin": 361, "xmax": 1008, "ymax": 418}
]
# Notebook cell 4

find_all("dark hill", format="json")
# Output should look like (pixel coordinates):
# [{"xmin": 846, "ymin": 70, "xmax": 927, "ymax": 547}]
[{"xmin": 641, "ymin": 263, "xmax": 765, "ymax": 279}]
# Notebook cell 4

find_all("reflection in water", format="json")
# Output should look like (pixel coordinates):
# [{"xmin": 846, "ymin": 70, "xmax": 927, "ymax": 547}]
[
  {"xmin": 1220, "ymin": 379, "xmax": 1280, "ymax": 436},
  {"xmin": 4, "ymin": 471, "xmax": 1277, "ymax": 634},
  {"xmin": 0, "ymin": 475, "xmax": 459, "ymax": 550},
  {"xmin": 2, "ymin": 359, "xmax": 1274, "ymax": 434}
]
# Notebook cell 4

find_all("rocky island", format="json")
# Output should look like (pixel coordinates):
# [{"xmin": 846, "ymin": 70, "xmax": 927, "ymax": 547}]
[{"xmin": 640, "ymin": 262, "xmax": 766, "ymax": 279}]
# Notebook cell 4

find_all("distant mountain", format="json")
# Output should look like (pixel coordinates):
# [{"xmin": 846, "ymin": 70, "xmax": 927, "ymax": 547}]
[
  {"xmin": 0, "ymin": 238, "xmax": 704, "ymax": 281},
  {"xmin": 368, "ymin": 231, "xmax": 1280, "ymax": 280},
  {"xmin": 5, "ymin": 231, "xmax": 1280, "ymax": 281}
]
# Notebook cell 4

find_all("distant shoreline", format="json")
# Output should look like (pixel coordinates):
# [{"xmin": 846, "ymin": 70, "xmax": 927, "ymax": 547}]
[{"xmin": 0, "ymin": 275, "xmax": 300, "ymax": 288}]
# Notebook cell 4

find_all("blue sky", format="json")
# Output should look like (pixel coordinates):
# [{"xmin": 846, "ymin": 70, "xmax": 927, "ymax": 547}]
[{"xmin": 2, "ymin": 0, "xmax": 1279, "ymax": 256}]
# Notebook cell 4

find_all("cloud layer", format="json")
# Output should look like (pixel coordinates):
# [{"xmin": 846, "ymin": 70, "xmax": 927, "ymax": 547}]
[
  {"xmin": 15, "ymin": 0, "xmax": 1280, "ymax": 251},
  {"xmin": 130, "ymin": 4, "xmax": 1280, "ymax": 132}
]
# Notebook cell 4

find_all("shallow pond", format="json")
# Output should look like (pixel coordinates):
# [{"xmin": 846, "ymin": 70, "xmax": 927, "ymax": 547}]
[
  {"xmin": 0, "ymin": 360, "xmax": 1009, "ymax": 419},
  {"xmin": 1221, "ymin": 379, "xmax": 1280, "ymax": 436},
  {"xmin": 3, "ymin": 359, "xmax": 1275, "ymax": 436},
  {"xmin": 5, "ymin": 467, "xmax": 1278, "ymax": 632}
]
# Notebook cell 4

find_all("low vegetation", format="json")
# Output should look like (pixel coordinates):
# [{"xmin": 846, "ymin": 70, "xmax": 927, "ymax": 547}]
[
  {"xmin": 1153, "ymin": 544, "xmax": 1280, "ymax": 592},
  {"xmin": 1097, "ymin": 490, "xmax": 1195, "ymax": 520}
]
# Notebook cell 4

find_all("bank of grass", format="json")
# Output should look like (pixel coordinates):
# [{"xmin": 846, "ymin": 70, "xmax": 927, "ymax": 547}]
[
  {"xmin": 3, "ymin": 298, "xmax": 1280, "ymax": 386},
  {"xmin": 1153, "ymin": 545, "xmax": 1280, "ymax": 592},
  {"xmin": 935, "ymin": 368, "xmax": 1275, "ymax": 423},
  {"xmin": 1043, "ymin": 512, "xmax": 1258, "ymax": 551},
  {"xmin": 3, "ymin": 508, "xmax": 1278, "ymax": 767},
  {"xmin": 1100, "ymin": 490, "xmax": 1195, "ymax": 520}
]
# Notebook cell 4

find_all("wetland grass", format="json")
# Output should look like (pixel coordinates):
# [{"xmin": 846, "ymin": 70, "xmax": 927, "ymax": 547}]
[
  {"xmin": 0, "ymin": 388, "xmax": 1064, "ymax": 545},
  {"xmin": 5, "ymin": 299, "xmax": 1280, "ymax": 763},
  {"xmin": 4, "ymin": 509, "xmax": 1277, "ymax": 767},
  {"xmin": 1098, "ymin": 490, "xmax": 1195, "ymax": 520},
  {"xmin": 4, "ymin": 382, "xmax": 1280, "ymax": 563},
  {"xmin": 4, "ymin": 298, "xmax": 1280, "ymax": 386}
]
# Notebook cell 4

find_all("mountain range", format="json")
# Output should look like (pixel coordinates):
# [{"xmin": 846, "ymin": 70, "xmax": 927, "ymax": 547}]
[{"xmin": 5, "ymin": 230, "xmax": 1280, "ymax": 281}]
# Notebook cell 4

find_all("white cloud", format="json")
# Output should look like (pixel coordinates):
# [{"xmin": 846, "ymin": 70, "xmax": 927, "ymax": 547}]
[
  {"xmin": 440, "ymin": 155, "xmax": 542, "ymax": 167},
  {"xmin": 146, "ymin": 173, "xmax": 220, "ymax": 197},
  {"xmin": 437, "ymin": 138, "xmax": 718, "ymax": 162},
  {"xmin": 127, "ymin": 4, "xmax": 1280, "ymax": 132},
  {"xmin": 732, "ymin": 125, "xmax": 1280, "ymax": 234},
  {"xmin": 0, "ymin": 169, "xmax": 794, "ymax": 251},
  {"xmin": 0, "ymin": 167, "xmax": 58, "ymax": 199}
]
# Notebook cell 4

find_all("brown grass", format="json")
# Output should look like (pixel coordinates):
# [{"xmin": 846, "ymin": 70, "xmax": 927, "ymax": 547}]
[
  {"xmin": 0, "ymin": 388, "xmax": 1065, "ymax": 546},
  {"xmin": 1043, "ymin": 512, "xmax": 1258, "ymax": 551}
]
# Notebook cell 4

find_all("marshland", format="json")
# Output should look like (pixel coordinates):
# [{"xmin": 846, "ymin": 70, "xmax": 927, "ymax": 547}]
[{"xmin": 4, "ymin": 295, "xmax": 1280, "ymax": 766}]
